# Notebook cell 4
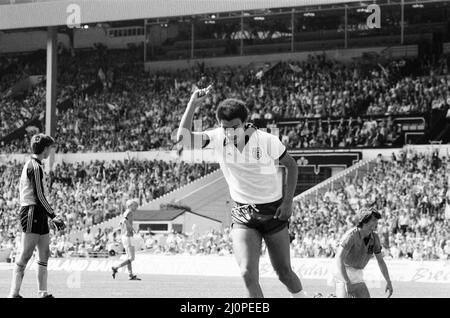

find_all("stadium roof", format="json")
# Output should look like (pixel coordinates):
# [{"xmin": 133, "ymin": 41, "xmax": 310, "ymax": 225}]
[
  {"xmin": 134, "ymin": 209, "xmax": 221, "ymax": 223},
  {"xmin": 134, "ymin": 209, "xmax": 186, "ymax": 221},
  {"xmin": 0, "ymin": 0, "xmax": 390, "ymax": 30}
]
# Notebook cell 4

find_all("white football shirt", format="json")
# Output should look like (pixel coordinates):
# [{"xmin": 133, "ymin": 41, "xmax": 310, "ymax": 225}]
[{"xmin": 203, "ymin": 127, "xmax": 286, "ymax": 204}]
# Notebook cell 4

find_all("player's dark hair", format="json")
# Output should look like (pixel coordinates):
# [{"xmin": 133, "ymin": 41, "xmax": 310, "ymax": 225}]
[
  {"xmin": 357, "ymin": 208, "xmax": 381, "ymax": 228},
  {"xmin": 216, "ymin": 98, "xmax": 248, "ymax": 123},
  {"xmin": 30, "ymin": 133, "xmax": 55, "ymax": 154}
]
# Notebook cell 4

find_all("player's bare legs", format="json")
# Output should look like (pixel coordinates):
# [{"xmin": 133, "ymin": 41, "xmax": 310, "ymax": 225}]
[
  {"xmin": 126, "ymin": 246, "xmax": 139, "ymax": 280},
  {"xmin": 231, "ymin": 227, "xmax": 263, "ymax": 298},
  {"xmin": 113, "ymin": 259, "xmax": 131, "ymax": 272},
  {"xmin": 351, "ymin": 283, "xmax": 371, "ymax": 298},
  {"xmin": 36, "ymin": 234, "xmax": 52, "ymax": 297},
  {"xmin": 264, "ymin": 227, "xmax": 304, "ymax": 297},
  {"xmin": 127, "ymin": 261, "xmax": 133, "ymax": 274},
  {"xmin": 335, "ymin": 281, "xmax": 370, "ymax": 298},
  {"xmin": 112, "ymin": 259, "xmax": 131, "ymax": 278},
  {"xmin": 112, "ymin": 245, "xmax": 140, "ymax": 280},
  {"xmin": 8, "ymin": 233, "xmax": 39, "ymax": 298},
  {"xmin": 335, "ymin": 281, "xmax": 350, "ymax": 298}
]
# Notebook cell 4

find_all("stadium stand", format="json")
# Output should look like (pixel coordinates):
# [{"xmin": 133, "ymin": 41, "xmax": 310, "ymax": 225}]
[
  {"xmin": 290, "ymin": 148, "xmax": 450, "ymax": 261},
  {"xmin": 3, "ymin": 149, "xmax": 449, "ymax": 261},
  {"xmin": 2, "ymin": 50, "xmax": 449, "ymax": 153}
]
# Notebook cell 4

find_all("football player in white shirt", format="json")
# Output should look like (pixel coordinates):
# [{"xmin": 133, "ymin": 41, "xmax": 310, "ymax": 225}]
[{"xmin": 177, "ymin": 86, "xmax": 306, "ymax": 298}]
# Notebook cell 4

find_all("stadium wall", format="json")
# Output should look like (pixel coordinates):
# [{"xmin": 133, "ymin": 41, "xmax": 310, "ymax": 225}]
[
  {"xmin": 73, "ymin": 27, "xmax": 145, "ymax": 49},
  {"xmin": 293, "ymin": 159, "xmax": 375, "ymax": 202},
  {"xmin": 74, "ymin": 24, "xmax": 175, "ymax": 48},
  {"xmin": 144, "ymin": 45, "xmax": 418, "ymax": 71},
  {"xmin": 0, "ymin": 28, "xmax": 422, "ymax": 56},
  {"xmin": 0, "ymin": 146, "xmax": 435, "ymax": 166},
  {"xmin": 134, "ymin": 211, "xmax": 222, "ymax": 234},
  {"xmin": 0, "ymin": 0, "xmax": 364, "ymax": 30},
  {"xmin": 175, "ymin": 212, "xmax": 222, "ymax": 234},
  {"xmin": 0, "ymin": 150, "xmax": 177, "ymax": 165},
  {"xmin": 5, "ymin": 255, "xmax": 447, "ymax": 285},
  {"xmin": 0, "ymin": 30, "xmax": 71, "ymax": 53},
  {"xmin": 181, "ymin": 148, "xmax": 402, "ymax": 163}
]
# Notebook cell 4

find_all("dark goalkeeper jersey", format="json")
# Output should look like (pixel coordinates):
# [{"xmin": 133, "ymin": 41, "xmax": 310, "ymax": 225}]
[{"xmin": 19, "ymin": 155, "xmax": 56, "ymax": 219}]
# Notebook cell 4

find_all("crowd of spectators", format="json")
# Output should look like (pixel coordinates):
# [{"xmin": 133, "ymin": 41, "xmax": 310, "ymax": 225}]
[
  {"xmin": 44, "ymin": 149, "xmax": 450, "ymax": 261},
  {"xmin": 4, "ymin": 226, "xmax": 235, "ymax": 260},
  {"xmin": 0, "ymin": 49, "xmax": 102, "ymax": 139},
  {"xmin": 290, "ymin": 149, "xmax": 450, "ymax": 261},
  {"xmin": 2, "ymin": 49, "xmax": 450, "ymax": 153},
  {"xmin": 48, "ymin": 226, "xmax": 234, "ymax": 259},
  {"xmin": 2, "ymin": 150, "xmax": 450, "ymax": 261},
  {"xmin": 280, "ymin": 116, "xmax": 402, "ymax": 149}
]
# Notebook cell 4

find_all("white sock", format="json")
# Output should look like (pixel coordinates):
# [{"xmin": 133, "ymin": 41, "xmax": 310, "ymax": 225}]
[
  {"xmin": 291, "ymin": 290, "xmax": 307, "ymax": 298},
  {"xmin": 9, "ymin": 263, "xmax": 26, "ymax": 297},
  {"xmin": 38, "ymin": 290, "xmax": 48, "ymax": 297},
  {"xmin": 37, "ymin": 261, "xmax": 48, "ymax": 295}
]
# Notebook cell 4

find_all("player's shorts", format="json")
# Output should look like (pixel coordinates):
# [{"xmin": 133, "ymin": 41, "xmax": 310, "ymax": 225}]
[
  {"xmin": 121, "ymin": 235, "xmax": 134, "ymax": 248},
  {"xmin": 230, "ymin": 198, "xmax": 288, "ymax": 236},
  {"xmin": 335, "ymin": 266, "xmax": 365, "ymax": 285},
  {"xmin": 121, "ymin": 235, "xmax": 135, "ymax": 260},
  {"xmin": 19, "ymin": 205, "xmax": 49, "ymax": 235}
]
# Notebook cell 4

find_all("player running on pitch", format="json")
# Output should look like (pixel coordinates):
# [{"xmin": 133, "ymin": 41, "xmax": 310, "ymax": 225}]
[
  {"xmin": 112, "ymin": 199, "xmax": 141, "ymax": 281},
  {"xmin": 177, "ymin": 85, "xmax": 306, "ymax": 298},
  {"xmin": 8, "ymin": 134, "xmax": 66, "ymax": 298},
  {"xmin": 335, "ymin": 207, "xmax": 393, "ymax": 298}
]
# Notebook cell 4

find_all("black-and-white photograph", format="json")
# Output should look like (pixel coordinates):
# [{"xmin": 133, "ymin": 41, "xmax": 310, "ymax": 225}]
[{"xmin": 0, "ymin": 0, "xmax": 449, "ymax": 302}]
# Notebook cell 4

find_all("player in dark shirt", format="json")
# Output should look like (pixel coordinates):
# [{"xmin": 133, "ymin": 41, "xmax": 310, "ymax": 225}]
[
  {"xmin": 8, "ymin": 134, "xmax": 65, "ymax": 298},
  {"xmin": 335, "ymin": 207, "xmax": 393, "ymax": 298}
]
